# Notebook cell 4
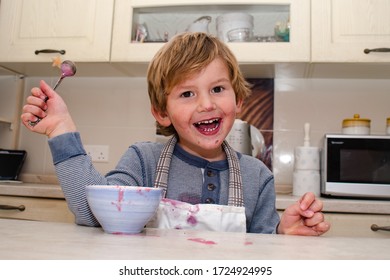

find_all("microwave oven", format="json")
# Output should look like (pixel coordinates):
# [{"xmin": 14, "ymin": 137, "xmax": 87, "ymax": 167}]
[{"xmin": 322, "ymin": 134, "xmax": 390, "ymax": 199}]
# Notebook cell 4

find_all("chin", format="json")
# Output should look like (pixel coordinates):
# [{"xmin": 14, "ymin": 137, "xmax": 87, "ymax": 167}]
[{"xmin": 202, "ymin": 136, "xmax": 226, "ymax": 148}]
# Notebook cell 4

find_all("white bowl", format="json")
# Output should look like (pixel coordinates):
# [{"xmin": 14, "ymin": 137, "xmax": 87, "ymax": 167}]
[{"xmin": 86, "ymin": 185, "xmax": 162, "ymax": 234}]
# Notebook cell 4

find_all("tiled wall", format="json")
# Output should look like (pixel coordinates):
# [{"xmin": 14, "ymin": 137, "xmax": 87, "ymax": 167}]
[
  {"xmin": 274, "ymin": 78, "xmax": 390, "ymax": 184},
  {"xmin": 14, "ymin": 77, "xmax": 390, "ymax": 185}
]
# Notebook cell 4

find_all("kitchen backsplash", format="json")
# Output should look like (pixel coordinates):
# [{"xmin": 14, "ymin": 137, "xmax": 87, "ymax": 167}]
[{"xmin": 10, "ymin": 77, "xmax": 390, "ymax": 187}]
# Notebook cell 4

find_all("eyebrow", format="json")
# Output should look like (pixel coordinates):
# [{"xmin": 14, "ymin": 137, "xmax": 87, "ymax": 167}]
[
  {"xmin": 178, "ymin": 77, "xmax": 230, "ymax": 88},
  {"xmin": 213, "ymin": 77, "xmax": 230, "ymax": 83}
]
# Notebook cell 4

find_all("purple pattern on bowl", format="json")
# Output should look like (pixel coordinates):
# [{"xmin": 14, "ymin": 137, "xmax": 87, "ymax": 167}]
[{"xmin": 86, "ymin": 185, "xmax": 162, "ymax": 234}]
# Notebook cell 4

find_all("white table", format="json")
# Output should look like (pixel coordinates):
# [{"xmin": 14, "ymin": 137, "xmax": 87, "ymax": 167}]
[{"xmin": 1, "ymin": 218, "xmax": 389, "ymax": 260}]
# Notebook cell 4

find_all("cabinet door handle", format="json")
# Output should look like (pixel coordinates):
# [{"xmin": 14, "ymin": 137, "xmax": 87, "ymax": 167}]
[
  {"xmin": 364, "ymin": 48, "xmax": 390, "ymax": 54},
  {"xmin": 371, "ymin": 224, "xmax": 390, "ymax": 232},
  {"xmin": 35, "ymin": 49, "xmax": 66, "ymax": 55},
  {"xmin": 0, "ymin": 204, "xmax": 25, "ymax": 211}
]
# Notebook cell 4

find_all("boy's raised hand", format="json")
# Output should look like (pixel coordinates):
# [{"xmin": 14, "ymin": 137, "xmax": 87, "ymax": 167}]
[
  {"xmin": 21, "ymin": 80, "xmax": 76, "ymax": 138},
  {"xmin": 277, "ymin": 192, "xmax": 331, "ymax": 236}
]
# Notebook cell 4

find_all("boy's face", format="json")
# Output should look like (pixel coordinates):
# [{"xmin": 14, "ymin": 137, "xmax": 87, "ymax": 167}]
[{"xmin": 152, "ymin": 58, "xmax": 242, "ymax": 160}]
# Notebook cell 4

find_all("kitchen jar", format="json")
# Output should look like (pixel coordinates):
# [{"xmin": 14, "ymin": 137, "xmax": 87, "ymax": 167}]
[
  {"xmin": 342, "ymin": 114, "xmax": 371, "ymax": 135},
  {"xmin": 216, "ymin": 13, "xmax": 253, "ymax": 42},
  {"xmin": 387, "ymin": 117, "xmax": 390, "ymax": 135}
]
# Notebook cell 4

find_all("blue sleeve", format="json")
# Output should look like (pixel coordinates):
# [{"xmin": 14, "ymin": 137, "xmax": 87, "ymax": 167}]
[
  {"xmin": 48, "ymin": 132, "xmax": 86, "ymax": 164},
  {"xmin": 48, "ymin": 132, "xmax": 102, "ymax": 226},
  {"xmin": 247, "ymin": 176, "xmax": 280, "ymax": 234}
]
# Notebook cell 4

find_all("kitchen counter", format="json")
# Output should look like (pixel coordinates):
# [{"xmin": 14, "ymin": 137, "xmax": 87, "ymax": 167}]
[
  {"xmin": 1, "ymin": 182, "xmax": 390, "ymax": 215},
  {"xmin": 1, "ymin": 218, "xmax": 389, "ymax": 260}
]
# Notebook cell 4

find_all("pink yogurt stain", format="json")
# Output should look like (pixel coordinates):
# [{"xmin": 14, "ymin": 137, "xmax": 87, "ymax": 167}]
[
  {"xmin": 61, "ymin": 63, "xmax": 74, "ymax": 76},
  {"xmin": 111, "ymin": 186, "xmax": 125, "ymax": 211},
  {"xmin": 136, "ymin": 187, "xmax": 144, "ymax": 197},
  {"xmin": 244, "ymin": 241, "xmax": 253, "ymax": 245},
  {"xmin": 162, "ymin": 198, "xmax": 183, "ymax": 207},
  {"xmin": 162, "ymin": 199, "xmax": 200, "ymax": 213},
  {"xmin": 187, "ymin": 238, "xmax": 217, "ymax": 245},
  {"xmin": 187, "ymin": 215, "xmax": 197, "ymax": 225},
  {"xmin": 136, "ymin": 187, "xmax": 153, "ymax": 197},
  {"xmin": 189, "ymin": 204, "xmax": 200, "ymax": 214}
]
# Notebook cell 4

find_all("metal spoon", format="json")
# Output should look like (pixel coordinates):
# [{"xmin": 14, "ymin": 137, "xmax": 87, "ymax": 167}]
[
  {"xmin": 51, "ymin": 60, "xmax": 77, "ymax": 92},
  {"xmin": 28, "ymin": 60, "xmax": 77, "ymax": 126}
]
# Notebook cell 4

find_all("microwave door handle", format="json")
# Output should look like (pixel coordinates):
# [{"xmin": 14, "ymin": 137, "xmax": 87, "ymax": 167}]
[{"xmin": 371, "ymin": 224, "xmax": 390, "ymax": 232}]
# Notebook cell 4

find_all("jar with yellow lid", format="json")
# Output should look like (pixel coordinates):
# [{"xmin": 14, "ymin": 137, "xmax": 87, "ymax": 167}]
[
  {"xmin": 387, "ymin": 117, "xmax": 390, "ymax": 135},
  {"xmin": 342, "ymin": 114, "xmax": 371, "ymax": 135}
]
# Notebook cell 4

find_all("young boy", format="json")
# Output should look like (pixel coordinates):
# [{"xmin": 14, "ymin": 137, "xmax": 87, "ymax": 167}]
[{"xmin": 21, "ymin": 32, "xmax": 330, "ymax": 235}]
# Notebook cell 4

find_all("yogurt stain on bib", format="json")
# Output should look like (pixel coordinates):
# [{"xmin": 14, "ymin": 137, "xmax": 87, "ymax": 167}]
[{"xmin": 187, "ymin": 215, "xmax": 197, "ymax": 225}]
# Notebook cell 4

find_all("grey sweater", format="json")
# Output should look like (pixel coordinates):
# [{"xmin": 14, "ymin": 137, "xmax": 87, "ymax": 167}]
[{"xmin": 48, "ymin": 132, "xmax": 279, "ymax": 233}]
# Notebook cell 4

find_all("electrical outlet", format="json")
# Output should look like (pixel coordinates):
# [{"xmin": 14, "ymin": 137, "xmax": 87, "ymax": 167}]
[{"xmin": 84, "ymin": 145, "xmax": 109, "ymax": 162}]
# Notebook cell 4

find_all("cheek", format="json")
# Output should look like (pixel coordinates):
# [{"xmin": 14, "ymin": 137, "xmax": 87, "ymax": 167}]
[
  {"xmin": 166, "ymin": 106, "xmax": 190, "ymax": 128},
  {"xmin": 224, "ymin": 99, "xmax": 241, "ymax": 116}
]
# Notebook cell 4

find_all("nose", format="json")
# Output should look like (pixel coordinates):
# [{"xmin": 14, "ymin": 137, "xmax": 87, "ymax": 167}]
[{"xmin": 197, "ymin": 92, "xmax": 216, "ymax": 112}]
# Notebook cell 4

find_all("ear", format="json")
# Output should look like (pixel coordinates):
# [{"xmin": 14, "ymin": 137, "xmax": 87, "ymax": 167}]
[
  {"xmin": 151, "ymin": 106, "xmax": 172, "ymax": 127},
  {"xmin": 235, "ymin": 98, "xmax": 244, "ymax": 114}
]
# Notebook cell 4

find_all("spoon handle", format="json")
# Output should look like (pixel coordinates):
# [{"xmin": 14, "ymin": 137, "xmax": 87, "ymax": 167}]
[
  {"xmin": 52, "ymin": 76, "xmax": 65, "ymax": 91},
  {"xmin": 27, "ymin": 76, "xmax": 64, "ymax": 126}
]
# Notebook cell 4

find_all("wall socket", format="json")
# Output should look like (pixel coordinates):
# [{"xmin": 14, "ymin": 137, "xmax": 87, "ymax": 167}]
[{"xmin": 84, "ymin": 145, "xmax": 109, "ymax": 162}]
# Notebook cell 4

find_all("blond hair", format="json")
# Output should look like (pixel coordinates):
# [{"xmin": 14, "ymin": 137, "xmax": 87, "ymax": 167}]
[{"xmin": 147, "ymin": 32, "xmax": 251, "ymax": 136}]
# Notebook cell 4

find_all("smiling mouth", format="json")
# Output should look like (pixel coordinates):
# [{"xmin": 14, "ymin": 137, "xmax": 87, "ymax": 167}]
[{"xmin": 194, "ymin": 118, "xmax": 221, "ymax": 133}]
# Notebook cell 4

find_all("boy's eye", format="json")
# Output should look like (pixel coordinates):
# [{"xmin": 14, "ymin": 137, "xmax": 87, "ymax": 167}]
[
  {"xmin": 212, "ymin": 86, "xmax": 224, "ymax": 93},
  {"xmin": 180, "ymin": 91, "xmax": 194, "ymax": 98}
]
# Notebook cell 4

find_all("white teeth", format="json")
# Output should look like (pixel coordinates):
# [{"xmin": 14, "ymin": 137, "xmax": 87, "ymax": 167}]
[
  {"xmin": 195, "ymin": 118, "xmax": 219, "ymax": 125},
  {"xmin": 194, "ymin": 118, "xmax": 220, "ymax": 132}
]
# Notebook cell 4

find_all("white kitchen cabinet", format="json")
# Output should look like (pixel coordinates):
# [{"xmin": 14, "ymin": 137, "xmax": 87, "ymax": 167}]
[
  {"xmin": 0, "ymin": 0, "xmax": 114, "ymax": 63},
  {"xmin": 111, "ymin": 0, "xmax": 310, "ymax": 76},
  {"xmin": 312, "ymin": 0, "xmax": 390, "ymax": 62}
]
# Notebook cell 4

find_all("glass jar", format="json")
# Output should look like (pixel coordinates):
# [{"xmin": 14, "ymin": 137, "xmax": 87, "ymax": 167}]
[
  {"xmin": 387, "ymin": 117, "xmax": 390, "ymax": 135},
  {"xmin": 342, "ymin": 114, "xmax": 371, "ymax": 135}
]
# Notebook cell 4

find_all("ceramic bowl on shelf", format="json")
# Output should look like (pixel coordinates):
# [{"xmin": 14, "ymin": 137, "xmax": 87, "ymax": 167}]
[{"xmin": 86, "ymin": 185, "xmax": 162, "ymax": 234}]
